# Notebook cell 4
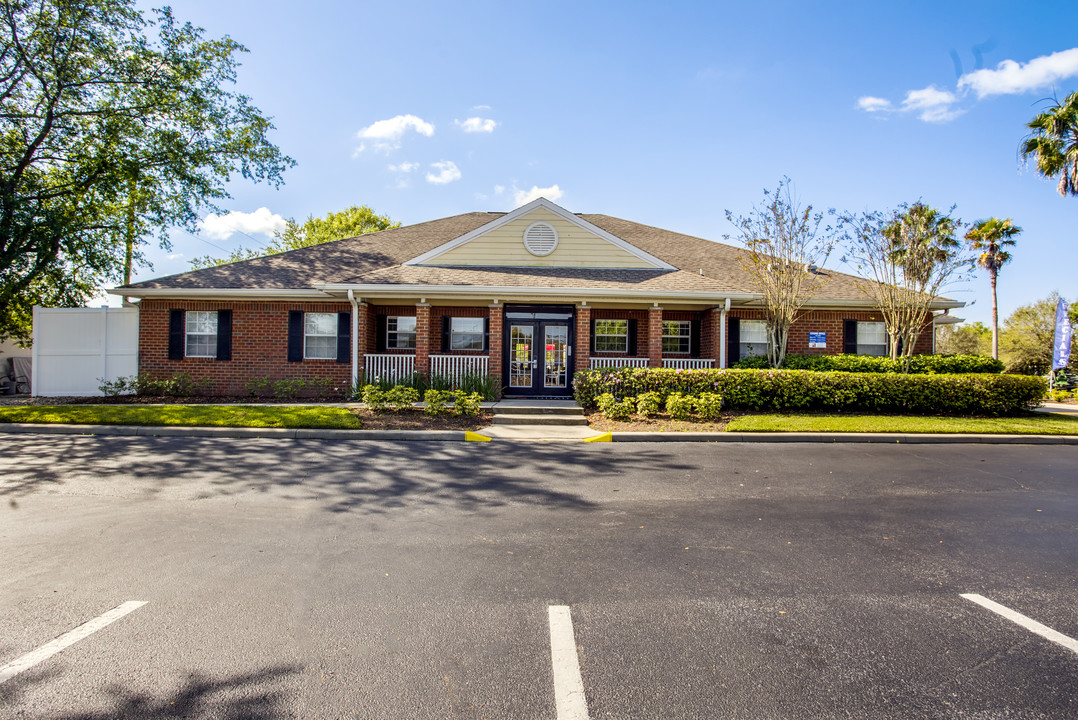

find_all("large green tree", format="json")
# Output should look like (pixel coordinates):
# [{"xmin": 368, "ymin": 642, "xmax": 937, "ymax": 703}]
[
  {"xmin": 189, "ymin": 205, "xmax": 399, "ymax": 269},
  {"xmin": 1021, "ymin": 90, "xmax": 1078, "ymax": 197},
  {"xmin": 1000, "ymin": 293, "xmax": 1076, "ymax": 374},
  {"xmin": 0, "ymin": 0, "xmax": 293, "ymax": 341},
  {"xmin": 964, "ymin": 217, "xmax": 1021, "ymax": 360},
  {"xmin": 935, "ymin": 321, "xmax": 992, "ymax": 356}
]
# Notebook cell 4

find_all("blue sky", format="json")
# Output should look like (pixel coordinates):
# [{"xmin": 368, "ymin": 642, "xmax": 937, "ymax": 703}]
[{"xmin": 131, "ymin": 0, "xmax": 1078, "ymax": 326}]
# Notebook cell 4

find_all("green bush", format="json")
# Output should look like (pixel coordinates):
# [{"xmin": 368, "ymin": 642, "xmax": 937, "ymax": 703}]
[
  {"xmin": 665, "ymin": 392, "xmax": 693, "ymax": 420},
  {"xmin": 99, "ymin": 372, "xmax": 212, "ymax": 397},
  {"xmin": 453, "ymin": 391, "xmax": 484, "ymax": 417},
  {"xmin": 360, "ymin": 385, "xmax": 389, "ymax": 411},
  {"xmin": 386, "ymin": 385, "xmax": 420, "ymax": 411},
  {"xmin": 694, "ymin": 392, "xmax": 724, "ymax": 420},
  {"xmin": 731, "ymin": 353, "xmax": 1004, "ymax": 374},
  {"xmin": 596, "ymin": 392, "xmax": 634, "ymax": 420},
  {"xmin": 635, "ymin": 391, "xmax": 662, "ymax": 417},
  {"xmin": 1048, "ymin": 389, "xmax": 1073, "ymax": 403},
  {"xmin": 423, "ymin": 389, "xmax": 454, "ymax": 416},
  {"xmin": 573, "ymin": 367, "xmax": 1045, "ymax": 417}
]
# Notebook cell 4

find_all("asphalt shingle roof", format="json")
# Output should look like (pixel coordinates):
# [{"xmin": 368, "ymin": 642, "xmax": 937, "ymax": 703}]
[{"xmin": 122, "ymin": 210, "xmax": 880, "ymax": 302}]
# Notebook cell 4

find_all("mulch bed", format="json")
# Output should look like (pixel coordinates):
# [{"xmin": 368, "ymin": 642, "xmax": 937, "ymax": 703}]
[
  {"xmin": 585, "ymin": 410, "xmax": 736, "ymax": 433},
  {"xmin": 351, "ymin": 409, "xmax": 493, "ymax": 431}
]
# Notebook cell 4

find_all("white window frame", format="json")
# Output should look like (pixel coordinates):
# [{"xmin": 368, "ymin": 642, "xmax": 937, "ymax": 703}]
[
  {"xmin": 304, "ymin": 312, "xmax": 338, "ymax": 360},
  {"xmin": 739, "ymin": 319, "xmax": 770, "ymax": 359},
  {"xmin": 450, "ymin": 317, "xmax": 485, "ymax": 351},
  {"xmin": 856, "ymin": 321, "xmax": 888, "ymax": 357},
  {"xmin": 387, "ymin": 316, "xmax": 417, "ymax": 350},
  {"xmin": 185, "ymin": 310, "xmax": 218, "ymax": 358},
  {"xmin": 662, "ymin": 320, "xmax": 691, "ymax": 355},
  {"xmin": 593, "ymin": 319, "xmax": 629, "ymax": 353}
]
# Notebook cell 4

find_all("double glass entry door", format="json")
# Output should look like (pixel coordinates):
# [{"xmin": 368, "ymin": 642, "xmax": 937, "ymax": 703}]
[{"xmin": 507, "ymin": 322, "xmax": 571, "ymax": 396}]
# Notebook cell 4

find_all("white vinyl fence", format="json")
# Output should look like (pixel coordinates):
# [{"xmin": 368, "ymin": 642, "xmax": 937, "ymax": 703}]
[
  {"xmin": 32, "ymin": 306, "xmax": 139, "ymax": 396},
  {"xmin": 590, "ymin": 357, "xmax": 649, "ymax": 369},
  {"xmin": 663, "ymin": 358, "xmax": 714, "ymax": 370},
  {"xmin": 429, "ymin": 354, "xmax": 489, "ymax": 384},
  {"xmin": 363, "ymin": 353, "xmax": 416, "ymax": 383}
]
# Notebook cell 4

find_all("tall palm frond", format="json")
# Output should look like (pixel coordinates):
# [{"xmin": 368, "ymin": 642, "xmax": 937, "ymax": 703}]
[{"xmin": 1021, "ymin": 90, "xmax": 1078, "ymax": 197}]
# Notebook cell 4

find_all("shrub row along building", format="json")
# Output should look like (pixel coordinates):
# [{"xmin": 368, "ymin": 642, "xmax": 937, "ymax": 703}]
[{"xmin": 116, "ymin": 198, "xmax": 959, "ymax": 398}]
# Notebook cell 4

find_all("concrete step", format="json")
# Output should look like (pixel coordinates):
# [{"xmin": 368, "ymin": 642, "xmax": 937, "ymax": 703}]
[
  {"xmin": 492, "ymin": 414, "xmax": 590, "ymax": 426},
  {"xmin": 493, "ymin": 405, "xmax": 584, "ymax": 417}
]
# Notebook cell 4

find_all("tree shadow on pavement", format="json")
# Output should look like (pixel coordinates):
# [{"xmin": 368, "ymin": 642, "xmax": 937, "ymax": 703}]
[
  {"xmin": 0, "ymin": 435, "xmax": 694, "ymax": 514},
  {"xmin": 4, "ymin": 663, "xmax": 302, "ymax": 720}
]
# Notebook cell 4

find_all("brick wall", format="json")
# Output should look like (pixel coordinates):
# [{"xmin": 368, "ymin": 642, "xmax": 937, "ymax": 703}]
[
  {"xmin": 574, "ymin": 305, "xmax": 591, "ymax": 373},
  {"xmin": 139, "ymin": 299, "xmax": 353, "ymax": 395},
  {"xmin": 728, "ymin": 309, "xmax": 934, "ymax": 357}
]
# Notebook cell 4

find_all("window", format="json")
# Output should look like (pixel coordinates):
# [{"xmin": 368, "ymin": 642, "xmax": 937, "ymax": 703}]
[
  {"xmin": 857, "ymin": 321, "xmax": 888, "ymax": 356},
  {"xmin": 450, "ymin": 317, "xmax": 484, "ymax": 351},
  {"xmin": 739, "ymin": 319, "xmax": 770, "ymax": 358},
  {"xmin": 185, "ymin": 311, "xmax": 217, "ymax": 357},
  {"xmin": 662, "ymin": 320, "xmax": 691, "ymax": 354},
  {"xmin": 594, "ymin": 319, "xmax": 628, "ymax": 353},
  {"xmin": 304, "ymin": 313, "xmax": 337, "ymax": 359},
  {"xmin": 387, "ymin": 316, "xmax": 416, "ymax": 349}
]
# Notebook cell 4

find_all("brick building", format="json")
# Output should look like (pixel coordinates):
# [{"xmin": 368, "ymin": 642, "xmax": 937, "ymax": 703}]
[{"xmin": 116, "ymin": 198, "xmax": 957, "ymax": 397}]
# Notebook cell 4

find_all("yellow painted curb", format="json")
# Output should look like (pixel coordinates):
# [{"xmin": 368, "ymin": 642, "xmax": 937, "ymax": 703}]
[
  {"xmin": 583, "ymin": 432, "xmax": 613, "ymax": 442},
  {"xmin": 465, "ymin": 431, "xmax": 492, "ymax": 442}
]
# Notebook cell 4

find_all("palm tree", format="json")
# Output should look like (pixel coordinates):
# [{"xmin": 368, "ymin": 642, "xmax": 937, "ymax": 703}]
[
  {"xmin": 1021, "ymin": 90, "xmax": 1078, "ymax": 197},
  {"xmin": 965, "ymin": 218, "xmax": 1021, "ymax": 360}
]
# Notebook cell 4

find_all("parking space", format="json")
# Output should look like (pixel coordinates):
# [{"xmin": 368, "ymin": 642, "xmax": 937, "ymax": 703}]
[{"xmin": 1, "ymin": 437, "xmax": 1076, "ymax": 718}]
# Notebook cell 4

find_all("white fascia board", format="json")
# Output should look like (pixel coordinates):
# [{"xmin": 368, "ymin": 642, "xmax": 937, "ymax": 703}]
[
  {"xmin": 316, "ymin": 282, "xmax": 752, "ymax": 304},
  {"xmin": 107, "ymin": 287, "xmax": 334, "ymax": 300},
  {"xmin": 402, "ymin": 197, "xmax": 677, "ymax": 270}
]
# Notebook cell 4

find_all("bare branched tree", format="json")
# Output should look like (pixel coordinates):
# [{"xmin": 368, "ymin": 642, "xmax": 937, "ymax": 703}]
[
  {"xmin": 725, "ymin": 178, "xmax": 836, "ymax": 368},
  {"xmin": 840, "ymin": 203, "xmax": 972, "ymax": 369}
]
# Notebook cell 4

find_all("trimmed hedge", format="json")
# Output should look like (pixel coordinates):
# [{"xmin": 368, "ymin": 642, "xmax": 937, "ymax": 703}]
[
  {"xmin": 730, "ymin": 353, "xmax": 1005, "ymax": 374},
  {"xmin": 572, "ymin": 367, "xmax": 1045, "ymax": 417}
]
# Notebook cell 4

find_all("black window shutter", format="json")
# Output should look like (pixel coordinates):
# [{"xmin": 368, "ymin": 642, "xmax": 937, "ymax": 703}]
[
  {"xmin": 727, "ymin": 318, "xmax": 741, "ymax": 364},
  {"xmin": 336, "ymin": 311, "xmax": 351, "ymax": 363},
  {"xmin": 843, "ymin": 319, "xmax": 857, "ymax": 354},
  {"xmin": 627, "ymin": 318, "xmax": 638, "ymax": 355},
  {"xmin": 441, "ymin": 315, "xmax": 451, "ymax": 353},
  {"xmin": 215, "ymin": 309, "xmax": 232, "ymax": 361},
  {"xmin": 168, "ymin": 309, "xmax": 185, "ymax": 360},
  {"xmin": 590, "ymin": 318, "xmax": 596, "ymax": 354},
  {"xmin": 690, "ymin": 319, "xmax": 701, "ymax": 358},
  {"xmin": 482, "ymin": 317, "xmax": 490, "ymax": 353},
  {"xmin": 375, "ymin": 314, "xmax": 387, "ymax": 352},
  {"xmin": 287, "ymin": 310, "xmax": 303, "ymax": 362}
]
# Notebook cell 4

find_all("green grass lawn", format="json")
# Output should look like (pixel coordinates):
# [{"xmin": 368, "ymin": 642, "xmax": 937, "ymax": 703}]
[
  {"xmin": 0, "ymin": 405, "xmax": 364, "ymax": 429},
  {"xmin": 725, "ymin": 412, "xmax": 1078, "ymax": 435}
]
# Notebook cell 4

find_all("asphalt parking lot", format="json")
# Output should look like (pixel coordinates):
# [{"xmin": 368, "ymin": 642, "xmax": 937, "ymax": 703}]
[{"xmin": 1, "ymin": 436, "xmax": 1076, "ymax": 719}]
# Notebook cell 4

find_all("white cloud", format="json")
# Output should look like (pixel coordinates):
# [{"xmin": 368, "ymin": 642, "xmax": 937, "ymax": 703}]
[
  {"xmin": 167, "ymin": 253, "xmax": 184, "ymax": 261},
  {"xmin": 388, "ymin": 161, "xmax": 419, "ymax": 173},
  {"xmin": 959, "ymin": 47, "xmax": 1078, "ymax": 98},
  {"xmin": 901, "ymin": 86, "xmax": 962, "ymax": 122},
  {"xmin": 472, "ymin": 104, "xmax": 492, "ymax": 111},
  {"xmin": 426, "ymin": 160, "xmax": 462, "ymax": 185},
  {"xmin": 857, "ymin": 96, "xmax": 893, "ymax": 112},
  {"xmin": 493, "ymin": 185, "xmax": 505, "ymax": 195},
  {"xmin": 513, "ymin": 184, "xmax": 563, "ymax": 207},
  {"xmin": 200, "ymin": 208, "xmax": 287, "ymax": 241},
  {"xmin": 355, "ymin": 114, "xmax": 435, "ymax": 153},
  {"xmin": 455, "ymin": 117, "xmax": 498, "ymax": 133}
]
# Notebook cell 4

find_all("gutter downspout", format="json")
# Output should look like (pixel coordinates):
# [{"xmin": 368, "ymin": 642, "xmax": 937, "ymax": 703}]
[
  {"xmin": 720, "ymin": 297, "xmax": 730, "ymax": 369},
  {"xmin": 348, "ymin": 290, "xmax": 359, "ymax": 389}
]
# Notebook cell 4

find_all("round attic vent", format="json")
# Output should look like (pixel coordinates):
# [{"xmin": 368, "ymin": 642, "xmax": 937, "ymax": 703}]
[{"xmin": 523, "ymin": 222, "xmax": 558, "ymax": 256}]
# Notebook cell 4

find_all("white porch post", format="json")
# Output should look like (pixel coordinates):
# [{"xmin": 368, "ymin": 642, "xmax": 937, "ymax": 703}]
[
  {"xmin": 348, "ymin": 290, "xmax": 360, "ymax": 387},
  {"xmin": 720, "ymin": 297, "xmax": 730, "ymax": 369}
]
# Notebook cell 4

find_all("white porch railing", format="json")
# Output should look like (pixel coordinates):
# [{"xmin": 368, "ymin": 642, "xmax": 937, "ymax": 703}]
[
  {"xmin": 590, "ymin": 357, "xmax": 650, "ymax": 369},
  {"xmin": 363, "ymin": 354, "xmax": 415, "ymax": 383},
  {"xmin": 663, "ymin": 358, "xmax": 715, "ymax": 370},
  {"xmin": 430, "ymin": 354, "xmax": 489, "ymax": 384}
]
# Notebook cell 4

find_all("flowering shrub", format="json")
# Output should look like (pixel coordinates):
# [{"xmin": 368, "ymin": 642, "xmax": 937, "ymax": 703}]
[
  {"xmin": 731, "ymin": 353, "xmax": 1004, "ymax": 374},
  {"xmin": 573, "ymin": 367, "xmax": 1045, "ymax": 417},
  {"xmin": 635, "ymin": 391, "xmax": 662, "ymax": 417}
]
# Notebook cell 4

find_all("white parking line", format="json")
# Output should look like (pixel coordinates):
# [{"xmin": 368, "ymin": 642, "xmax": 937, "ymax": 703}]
[
  {"xmin": 962, "ymin": 593, "xmax": 1078, "ymax": 656},
  {"xmin": 548, "ymin": 605, "xmax": 589, "ymax": 720},
  {"xmin": 0, "ymin": 600, "xmax": 147, "ymax": 684}
]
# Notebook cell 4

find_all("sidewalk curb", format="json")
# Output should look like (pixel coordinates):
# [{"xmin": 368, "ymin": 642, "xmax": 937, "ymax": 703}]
[{"xmin": 1, "ymin": 423, "xmax": 1076, "ymax": 444}]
